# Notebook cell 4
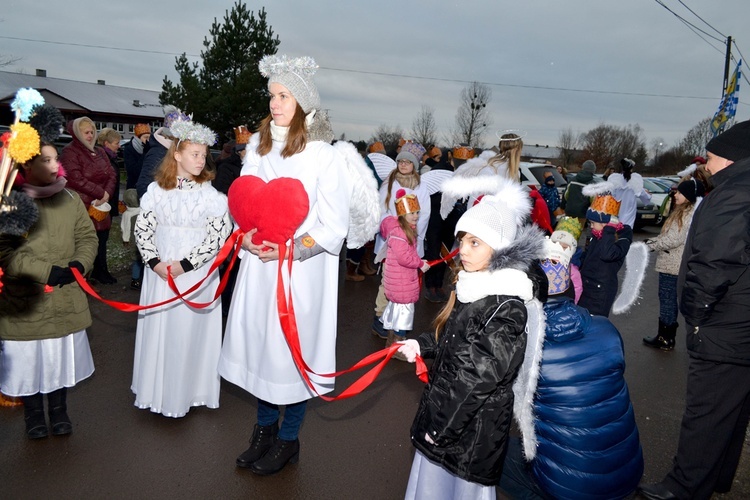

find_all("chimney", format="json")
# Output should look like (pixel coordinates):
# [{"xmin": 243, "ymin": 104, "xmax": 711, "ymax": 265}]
[
  {"xmin": 97, "ymin": 80, "xmax": 105, "ymax": 85},
  {"xmin": 36, "ymin": 69, "xmax": 47, "ymax": 77},
  {"xmin": 133, "ymin": 99, "xmax": 141, "ymax": 107}
]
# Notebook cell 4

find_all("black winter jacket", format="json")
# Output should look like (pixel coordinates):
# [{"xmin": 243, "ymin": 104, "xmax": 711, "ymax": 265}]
[
  {"xmin": 679, "ymin": 157, "xmax": 750, "ymax": 365},
  {"xmin": 136, "ymin": 133, "xmax": 168, "ymax": 199},
  {"xmin": 412, "ymin": 294, "xmax": 527, "ymax": 485},
  {"xmin": 562, "ymin": 170, "xmax": 595, "ymax": 217},
  {"xmin": 578, "ymin": 224, "xmax": 633, "ymax": 317},
  {"xmin": 213, "ymin": 152, "xmax": 243, "ymax": 195}
]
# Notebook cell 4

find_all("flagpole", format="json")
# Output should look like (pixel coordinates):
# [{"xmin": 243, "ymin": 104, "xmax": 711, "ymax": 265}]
[{"xmin": 722, "ymin": 36, "xmax": 733, "ymax": 97}]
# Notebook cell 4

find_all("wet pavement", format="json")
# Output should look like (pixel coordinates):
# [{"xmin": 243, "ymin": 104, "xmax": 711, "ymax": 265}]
[{"xmin": 2, "ymin": 227, "xmax": 749, "ymax": 499}]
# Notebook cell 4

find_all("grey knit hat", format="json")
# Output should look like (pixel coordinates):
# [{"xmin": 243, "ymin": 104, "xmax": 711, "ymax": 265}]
[
  {"xmin": 582, "ymin": 160, "xmax": 596, "ymax": 173},
  {"xmin": 259, "ymin": 54, "xmax": 321, "ymax": 114}
]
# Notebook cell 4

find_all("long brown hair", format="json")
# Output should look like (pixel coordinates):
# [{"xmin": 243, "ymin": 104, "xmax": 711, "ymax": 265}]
[
  {"xmin": 155, "ymin": 140, "xmax": 214, "ymax": 190},
  {"xmin": 431, "ymin": 231, "xmax": 466, "ymax": 340},
  {"xmin": 384, "ymin": 169, "xmax": 420, "ymax": 208},
  {"xmin": 488, "ymin": 133, "xmax": 523, "ymax": 180},
  {"xmin": 662, "ymin": 197, "xmax": 694, "ymax": 232},
  {"xmin": 398, "ymin": 214, "xmax": 417, "ymax": 246},
  {"xmin": 255, "ymin": 102, "xmax": 308, "ymax": 158}
]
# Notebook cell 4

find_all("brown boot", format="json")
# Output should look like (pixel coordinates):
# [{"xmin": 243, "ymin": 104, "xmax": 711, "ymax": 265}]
[
  {"xmin": 386, "ymin": 331, "xmax": 408, "ymax": 361},
  {"xmin": 345, "ymin": 260, "xmax": 364, "ymax": 281},
  {"xmin": 358, "ymin": 258, "xmax": 377, "ymax": 276}
]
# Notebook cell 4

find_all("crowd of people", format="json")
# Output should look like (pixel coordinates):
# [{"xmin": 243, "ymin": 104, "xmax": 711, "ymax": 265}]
[{"xmin": 1, "ymin": 53, "xmax": 748, "ymax": 499}]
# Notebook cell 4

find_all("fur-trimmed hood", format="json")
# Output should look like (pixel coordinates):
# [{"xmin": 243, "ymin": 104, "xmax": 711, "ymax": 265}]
[{"xmin": 487, "ymin": 223, "xmax": 546, "ymax": 272}]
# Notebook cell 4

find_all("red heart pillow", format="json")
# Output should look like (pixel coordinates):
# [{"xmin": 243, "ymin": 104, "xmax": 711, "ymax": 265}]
[{"xmin": 228, "ymin": 176, "xmax": 310, "ymax": 246}]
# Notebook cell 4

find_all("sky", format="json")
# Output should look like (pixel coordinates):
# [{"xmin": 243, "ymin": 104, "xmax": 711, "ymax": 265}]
[{"xmin": 2, "ymin": 0, "xmax": 748, "ymax": 156}]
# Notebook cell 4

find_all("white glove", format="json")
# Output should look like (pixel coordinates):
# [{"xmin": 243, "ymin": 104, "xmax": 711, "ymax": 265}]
[
  {"xmin": 420, "ymin": 260, "xmax": 430, "ymax": 273},
  {"xmin": 396, "ymin": 339, "xmax": 421, "ymax": 363},
  {"xmin": 424, "ymin": 432, "xmax": 435, "ymax": 445}
]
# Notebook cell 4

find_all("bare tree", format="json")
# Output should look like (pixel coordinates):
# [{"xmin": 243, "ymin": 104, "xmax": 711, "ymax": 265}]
[
  {"xmin": 411, "ymin": 106, "xmax": 437, "ymax": 148},
  {"xmin": 450, "ymin": 82, "xmax": 492, "ymax": 148},
  {"xmin": 370, "ymin": 124, "xmax": 405, "ymax": 154},
  {"xmin": 679, "ymin": 117, "xmax": 712, "ymax": 157},
  {"xmin": 579, "ymin": 122, "xmax": 648, "ymax": 171},
  {"xmin": 557, "ymin": 127, "xmax": 579, "ymax": 170}
]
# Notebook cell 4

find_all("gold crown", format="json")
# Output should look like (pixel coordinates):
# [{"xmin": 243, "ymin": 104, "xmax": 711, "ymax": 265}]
[
  {"xmin": 234, "ymin": 125, "xmax": 252, "ymax": 145},
  {"xmin": 395, "ymin": 193, "xmax": 420, "ymax": 216},
  {"xmin": 452, "ymin": 146, "xmax": 475, "ymax": 160},
  {"xmin": 590, "ymin": 194, "xmax": 621, "ymax": 216}
]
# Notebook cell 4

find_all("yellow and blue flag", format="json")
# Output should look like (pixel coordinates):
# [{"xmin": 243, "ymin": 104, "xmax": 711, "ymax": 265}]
[{"xmin": 711, "ymin": 60, "xmax": 742, "ymax": 137}]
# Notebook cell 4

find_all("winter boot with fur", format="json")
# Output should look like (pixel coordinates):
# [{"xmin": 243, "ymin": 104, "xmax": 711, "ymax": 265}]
[{"xmin": 643, "ymin": 320, "xmax": 677, "ymax": 351}]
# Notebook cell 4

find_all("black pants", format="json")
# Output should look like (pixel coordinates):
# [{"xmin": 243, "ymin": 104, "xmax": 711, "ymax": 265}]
[
  {"xmin": 664, "ymin": 354, "xmax": 750, "ymax": 499},
  {"xmin": 94, "ymin": 228, "xmax": 110, "ymax": 275}
]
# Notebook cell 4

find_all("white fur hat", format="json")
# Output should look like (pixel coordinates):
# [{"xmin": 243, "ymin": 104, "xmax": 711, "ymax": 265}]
[
  {"xmin": 259, "ymin": 54, "xmax": 320, "ymax": 114},
  {"xmin": 454, "ymin": 177, "xmax": 531, "ymax": 251}
]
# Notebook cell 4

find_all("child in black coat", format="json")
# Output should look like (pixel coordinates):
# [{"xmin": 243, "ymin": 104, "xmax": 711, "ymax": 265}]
[{"xmin": 577, "ymin": 190, "xmax": 632, "ymax": 317}]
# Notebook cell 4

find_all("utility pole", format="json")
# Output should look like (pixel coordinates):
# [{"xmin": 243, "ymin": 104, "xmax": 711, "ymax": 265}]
[{"xmin": 722, "ymin": 36, "xmax": 733, "ymax": 96}]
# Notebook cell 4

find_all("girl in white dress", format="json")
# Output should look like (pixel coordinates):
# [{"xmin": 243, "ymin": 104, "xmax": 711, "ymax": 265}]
[
  {"xmin": 219, "ymin": 54, "xmax": 352, "ymax": 476},
  {"xmin": 133, "ymin": 118, "xmax": 231, "ymax": 418}
]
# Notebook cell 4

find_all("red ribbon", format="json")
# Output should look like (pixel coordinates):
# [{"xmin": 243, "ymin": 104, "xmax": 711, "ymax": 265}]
[
  {"xmin": 72, "ymin": 230, "xmax": 245, "ymax": 312},
  {"xmin": 274, "ymin": 244, "xmax": 428, "ymax": 401},
  {"xmin": 73, "ymin": 229, "xmax": 429, "ymax": 399}
]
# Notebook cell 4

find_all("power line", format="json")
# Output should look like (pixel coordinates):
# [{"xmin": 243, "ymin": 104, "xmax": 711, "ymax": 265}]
[
  {"xmin": 0, "ymin": 34, "xmax": 726, "ymax": 102},
  {"xmin": 0, "ymin": 35, "xmax": 201, "ymax": 58},
  {"xmin": 676, "ymin": 0, "xmax": 726, "ymax": 38},
  {"xmin": 653, "ymin": 0, "xmax": 725, "ymax": 43},
  {"xmin": 321, "ymin": 66, "xmax": 717, "ymax": 100}
]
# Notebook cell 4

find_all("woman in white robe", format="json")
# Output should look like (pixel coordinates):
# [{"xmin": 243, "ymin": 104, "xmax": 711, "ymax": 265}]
[{"xmin": 218, "ymin": 54, "xmax": 352, "ymax": 476}]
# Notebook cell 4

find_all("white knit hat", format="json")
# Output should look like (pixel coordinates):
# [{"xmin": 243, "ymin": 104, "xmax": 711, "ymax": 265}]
[
  {"xmin": 453, "ymin": 177, "xmax": 531, "ymax": 251},
  {"xmin": 259, "ymin": 54, "xmax": 320, "ymax": 114}
]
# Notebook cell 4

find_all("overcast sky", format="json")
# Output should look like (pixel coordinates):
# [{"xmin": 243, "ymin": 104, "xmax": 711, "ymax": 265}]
[{"xmin": 2, "ymin": 1, "xmax": 748, "ymax": 155}]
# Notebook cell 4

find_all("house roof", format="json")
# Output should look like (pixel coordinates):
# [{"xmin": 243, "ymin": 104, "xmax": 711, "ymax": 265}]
[
  {"xmin": 522, "ymin": 144, "xmax": 561, "ymax": 160},
  {"xmin": 0, "ymin": 71, "xmax": 163, "ymax": 120}
]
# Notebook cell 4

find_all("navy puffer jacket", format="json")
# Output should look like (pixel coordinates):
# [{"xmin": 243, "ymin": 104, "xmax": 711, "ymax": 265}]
[{"xmin": 531, "ymin": 297, "xmax": 643, "ymax": 499}]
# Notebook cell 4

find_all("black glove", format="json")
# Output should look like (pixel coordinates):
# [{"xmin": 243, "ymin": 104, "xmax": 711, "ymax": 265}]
[
  {"xmin": 47, "ymin": 265, "xmax": 74, "ymax": 287},
  {"xmin": 68, "ymin": 261, "xmax": 84, "ymax": 275}
]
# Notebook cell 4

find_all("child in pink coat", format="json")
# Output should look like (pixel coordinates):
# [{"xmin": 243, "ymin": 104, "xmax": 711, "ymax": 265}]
[{"xmin": 380, "ymin": 189, "xmax": 430, "ymax": 356}]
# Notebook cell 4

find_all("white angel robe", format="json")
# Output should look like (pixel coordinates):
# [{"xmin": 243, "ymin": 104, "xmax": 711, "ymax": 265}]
[{"xmin": 218, "ymin": 136, "xmax": 352, "ymax": 404}]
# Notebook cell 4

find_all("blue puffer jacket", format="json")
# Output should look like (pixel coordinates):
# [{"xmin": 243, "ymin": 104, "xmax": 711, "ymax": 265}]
[{"xmin": 532, "ymin": 297, "xmax": 643, "ymax": 500}]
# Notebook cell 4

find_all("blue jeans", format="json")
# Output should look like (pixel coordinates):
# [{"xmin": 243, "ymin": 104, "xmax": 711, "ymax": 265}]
[
  {"xmin": 257, "ymin": 399, "xmax": 308, "ymax": 441},
  {"xmin": 658, "ymin": 273, "xmax": 679, "ymax": 325}
]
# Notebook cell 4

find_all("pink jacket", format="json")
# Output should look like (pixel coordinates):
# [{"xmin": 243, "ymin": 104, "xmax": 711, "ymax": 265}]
[{"xmin": 381, "ymin": 216, "xmax": 422, "ymax": 304}]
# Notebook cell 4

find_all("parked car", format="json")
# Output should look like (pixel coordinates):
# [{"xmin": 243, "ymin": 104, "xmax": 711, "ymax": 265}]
[
  {"xmin": 635, "ymin": 197, "xmax": 661, "ymax": 229},
  {"xmin": 520, "ymin": 162, "xmax": 567, "ymax": 195},
  {"xmin": 643, "ymin": 178, "xmax": 672, "ymax": 225}
]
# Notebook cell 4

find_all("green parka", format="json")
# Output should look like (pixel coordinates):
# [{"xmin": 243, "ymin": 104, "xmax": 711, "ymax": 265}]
[{"xmin": 0, "ymin": 188, "xmax": 97, "ymax": 341}]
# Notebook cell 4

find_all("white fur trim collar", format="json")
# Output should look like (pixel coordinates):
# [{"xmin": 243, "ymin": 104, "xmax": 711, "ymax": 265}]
[{"xmin": 455, "ymin": 268, "xmax": 533, "ymax": 303}]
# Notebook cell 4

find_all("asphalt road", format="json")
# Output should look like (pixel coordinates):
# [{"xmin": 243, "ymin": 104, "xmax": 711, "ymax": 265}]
[{"xmin": 2, "ymin": 226, "xmax": 748, "ymax": 499}]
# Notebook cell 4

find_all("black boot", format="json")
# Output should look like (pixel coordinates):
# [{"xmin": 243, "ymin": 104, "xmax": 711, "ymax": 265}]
[
  {"xmin": 643, "ymin": 320, "xmax": 676, "ymax": 351},
  {"xmin": 236, "ymin": 422, "xmax": 279, "ymax": 468},
  {"xmin": 47, "ymin": 388, "xmax": 72, "ymax": 436},
  {"xmin": 22, "ymin": 393, "xmax": 48, "ymax": 439},
  {"xmin": 249, "ymin": 437, "xmax": 300, "ymax": 475}
]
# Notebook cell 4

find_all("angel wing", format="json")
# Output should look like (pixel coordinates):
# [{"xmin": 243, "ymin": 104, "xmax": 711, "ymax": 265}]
[
  {"xmin": 419, "ymin": 169, "xmax": 453, "ymax": 196},
  {"xmin": 612, "ymin": 242, "xmax": 650, "ymax": 315},
  {"xmin": 334, "ymin": 142, "xmax": 381, "ymax": 249},
  {"xmin": 368, "ymin": 153, "xmax": 396, "ymax": 183}
]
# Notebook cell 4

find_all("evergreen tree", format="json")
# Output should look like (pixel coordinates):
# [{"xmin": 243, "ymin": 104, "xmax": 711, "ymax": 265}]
[{"xmin": 160, "ymin": 2, "xmax": 279, "ymax": 143}]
